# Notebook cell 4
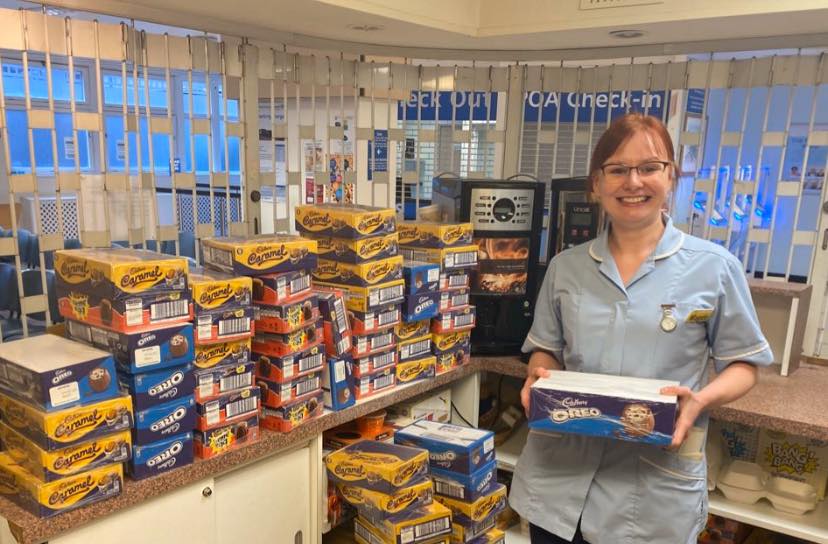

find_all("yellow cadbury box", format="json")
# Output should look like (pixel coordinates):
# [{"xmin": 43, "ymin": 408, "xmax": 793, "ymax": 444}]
[
  {"xmin": 395, "ymin": 320, "xmax": 431, "ymax": 342},
  {"xmin": 400, "ymin": 245, "xmax": 478, "ymax": 272},
  {"xmin": 356, "ymin": 502, "xmax": 453, "ymax": 544},
  {"xmin": 398, "ymin": 221, "xmax": 473, "ymax": 249},
  {"xmin": 314, "ymin": 232, "xmax": 399, "ymax": 264},
  {"xmin": 200, "ymin": 235, "xmax": 317, "ymax": 276},
  {"xmin": 396, "ymin": 356, "xmax": 436, "ymax": 384},
  {"xmin": 434, "ymin": 482, "xmax": 507, "ymax": 522},
  {"xmin": 432, "ymin": 331, "xmax": 472, "ymax": 354},
  {"xmin": 0, "ymin": 422, "xmax": 131, "ymax": 482},
  {"xmin": 315, "ymin": 280, "xmax": 405, "ymax": 313},
  {"xmin": 313, "ymin": 256, "xmax": 403, "ymax": 288},
  {"xmin": 336, "ymin": 476, "xmax": 433, "ymax": 516},
  {"xmin": 0, "ymin": 452, "xmax": 123, "ymax": 518},
  {"xmin": 325, "ymin": 440, "xmax": 429, "ymax": 493},
  {"xmin": 194, "ymin": 338, "xmax": 251, "ymax": 369},
  {"xmin": 54, "ymin": 248, "xmax": 189, "ymax": 300},
  {"xmin": 295, "ymin": 203, "xmax": 396, "ymax": 240},
  {"xmin": 0, "ymin": 393, "xmax": 133, "ymax": 450},
  {"xmin": 190, "ymin": 267, "xmax": 253, "ymax": 315}
]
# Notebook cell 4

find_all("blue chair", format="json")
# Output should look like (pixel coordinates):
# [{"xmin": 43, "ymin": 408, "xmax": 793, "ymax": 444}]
[
  {"xmin": 0, "ymin": 263, "xmax": 21, "ymax": 340},
  {"xmin": 20, "ymin": 269, "xmax": 60, "ymax": 327},
  {"xmin": 179, "ymin": 231, "xmax": 197, "ymax": 259}
]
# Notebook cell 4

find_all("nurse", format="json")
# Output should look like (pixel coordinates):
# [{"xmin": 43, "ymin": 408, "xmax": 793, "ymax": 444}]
[{"xmin": 509, "ymin": 113, "xmax": 773, "ymax": 544}]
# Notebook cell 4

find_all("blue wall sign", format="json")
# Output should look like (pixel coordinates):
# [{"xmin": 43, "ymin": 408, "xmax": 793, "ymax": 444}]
[
  {"xmin": 398, "ymin": 91, "xmax": 498, "ymax": 121},
  {"xmin": 523, "ymin": 90, "xmax": 668, "ymax": 123}
]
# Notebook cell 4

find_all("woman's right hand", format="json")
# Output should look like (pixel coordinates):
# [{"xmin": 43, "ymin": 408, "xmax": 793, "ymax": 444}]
[{"xmin": 521, "ymin": 365, "xmax": 552, "ymax": 417}]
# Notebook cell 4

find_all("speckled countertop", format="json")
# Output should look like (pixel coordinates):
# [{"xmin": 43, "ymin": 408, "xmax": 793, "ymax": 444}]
[
  {"xmin": 747, "ymin": 278, "xmax": 812, "ymax": 297},
  {"xmin": 4, "ymin": 356, "xmax": 827, "ymax": 543}
]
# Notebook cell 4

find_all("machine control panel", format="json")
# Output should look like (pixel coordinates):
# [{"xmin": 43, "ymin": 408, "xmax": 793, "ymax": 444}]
[
  {"xmin": 561, "ymin": 202, "xmax": 600, "ymax": 249},
  {"xmin": 469, "ymin": 187, "xmax": 535, "ymax": 232}
]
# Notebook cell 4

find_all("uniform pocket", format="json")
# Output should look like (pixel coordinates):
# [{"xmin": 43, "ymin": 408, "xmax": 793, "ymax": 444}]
[{"xmin": 651, "ymin": 302, "xmax": 712, "ymax": 373}]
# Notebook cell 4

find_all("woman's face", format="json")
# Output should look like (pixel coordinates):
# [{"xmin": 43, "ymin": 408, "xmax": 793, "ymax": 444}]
[{"xmin": 593, "ymin": 130, "xmax": 673, "ymax": 231}]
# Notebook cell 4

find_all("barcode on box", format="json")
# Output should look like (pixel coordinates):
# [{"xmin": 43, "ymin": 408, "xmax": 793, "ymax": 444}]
[
  {"xmin": 219, "ymin": 317, "xmax": 251, "ymax": 337},
  {"xmin": 447, "ymin": 274, "xmax": 467, "ymax": 287},
  {"xmin": 295, "ymin": 375, "xmax": 321, "ymax": 397},
  {"xmin": 336, "ymin": 337, "xmax": 351, "ymax": 354},
  {"xmin": 298, "ymin": 352, "xmax": 324, "ymax": 372},
  {"xmin": 378, "ymin": 284, "xmax": 403, "ymax": 302},
  {"xmin": 359, "ymin": 378, "xmax": 371, "ymax": 395},
  {"xmin": 452, "ymin": 292, "xmax": 469, "ymax": 307},
  {"xmin": 434, "ymin": 479, "xmax": 465, "ymax": 499},
  {"xmin": 220, "ymin": 373, "xmax": 252, "ymax": 393},
  {"xmin": 226, "ymin": 395, "xmax": 258, "ymax": 419},
  {"xmin": 355, "ymin": 521, "xmax": 383, "ymax": 544},
  {"xmin": 276, "ymin": 277, "xmax": 287, "ymax": 299},
  {"xmin": 378, "ymin": 308, "xmax": 399, "ymax": 326},
  {"xmin": 454, "ymin": 251, "xmax": 477, "ymax": 265},
  {"xmin": 150, "ymin": 299, "xmax": 189, "ymax": 321},
  {"xmin": 373, "ymin": 351, "xmax": 395, "ymax": 369},
  {"xmin": 402, "ymin": 339, "xmax": 430, "ymax": 359},
  {"xmin": 455, "ymin": 313, "xmax": 474, "ymax": 327},
  {"xmin": 332, "ymin": 299, "xmax": 348, "ymax": 331},
  {"xmin": 413, "ymin": 517, "xmax": 450, "ymax": 539},
  {"xmin": 441, "ymin": 315, "xmax": 451, "ymax": 329},
  {"xmin": 374, "ymin": 373, "xmax": 394, "ymax": 391},
  {"xmin": 372, "ymin": 332, "xmax": 393, "ymax": 350},
  {"xmin": 291, "ymin": 274, "xmax": 310, "ymax": 294}
]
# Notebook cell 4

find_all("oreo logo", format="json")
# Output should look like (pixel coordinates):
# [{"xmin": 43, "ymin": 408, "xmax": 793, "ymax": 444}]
[
  {"xmin": 137, "ymin": 334, "xmax": 158, "ymax": 347},
  {"xmin": 52, "ymin": 369, "xmax": 73, "ymax": 385},
  {"xmin": 148, "ymin": 371, "xmax": 185, "ymax": 397},
  {"xmin": 147, "ymin": 440, "xmax": 184, "ymax": 468},
  {"xmin": 414, "ymin": 299, "xmax": 434, "ymax": 314},
  {"xmin": 150, "ymin": 406, "xmax": 188, "ymax": 432},
  {"xmin": 477, "ymin": 470, "xmax": 494, "ymax": 492}
]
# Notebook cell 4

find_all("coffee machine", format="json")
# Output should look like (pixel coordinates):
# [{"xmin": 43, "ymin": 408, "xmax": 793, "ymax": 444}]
[
  {"xmin": 431, "ymin": 176, "xmax": 546, "ymax": 355},
  {"xmin": 547, "ymin": 177, "xmax": 603, "ymax": 258}
]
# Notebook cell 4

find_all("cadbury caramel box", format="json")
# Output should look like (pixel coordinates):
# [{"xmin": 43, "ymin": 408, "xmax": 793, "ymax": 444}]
[
  {"xmin": 398, "ymin": 336, "xmax": 433, "ymax": 364},
  {"xmin": 254, "ymin": 344, "xmax": 325, "ymax": 383},
  {"xmin": 251, "ymin": 270, "xmax": 312, "ymax": 305},
  {"xmin": 0, "ymin": 335, "xmax": 119, "ymax": 412},
  {"xmin": 194, "ymin": 306, "xmax": 254, "ymax": 345},
  {"xmin": 396, "ymin": 320, "xmax": 431, "ymax": 343},
  {"xmin": 435, "ymin": 347, "xmax": 470, "ymax": 375},
  {"xmin": 252, "ymin": 321, "xmax": 324, "ymax": 358},
  {"xmin": 353, "ymin": 329, "xmax": 397, "ymax": 359},
  {"xmin": 353, "ymin": 348, "xmax": 398, "ymax": 378},
  {"xmin": 337, "ymin": 475, "xmax": 432, "ymax": 517},
  {"xmin": 55, "ymin": 249, "xmax": 190, "ymax": 332},
  {"xmin": 314, "ymin": 256, "xmax": 403, "ymax": 288},
  {"xmin": 469, "ymin": 528, "xmax": 505, "ymax": 544},
  {"xmin": 314, "ymin": 287, "xmax": 352, "ymax": 356},
  {"xmin": 439, "ymin": 288, "xmax": 470, "ymax": 312},
  {"xmin": 325, "ymin": 440, "xmax": 429, "ymax": 493},
  {"xmin": 398, "ymin": 221, "xmax": 473, "ymax": 249},
  {"xmin": 190, "ymin": 267, "xmax": 252, "ymax": 316},
  {"xmin": 258, "ymin": 371, "xmax": 322, "ymax": 409},
  {"xmin": 194, "ymin": 360, "xmax": 255, "ymax": 403},
  {"xmin": 196, "ymin": 386, "xmax": 260, "ymax": 431},
  {"xmin": 439, "ymin": 270, "xmax": 470, "ymax": 290},
  {"xmin": 433, "ymin": 483, "xmax": 506, "ymax": 522},
  {"xmin": 254, "ymin": 293, "xmax": 320, "ymax": 334},
  {"xmin": 431, "ymin": 306, "xmax": 476, "ymax": 334},
  {"xmin": 0, "ymin": 453, "xmax": 123, "ymax": 518},
  {"xmin": 355, "ymin": 366, "xmax": 396, "ymax": 400},
  {"xmin": 400, "ymin": 245, "xmax": 478, "ymax": 272},
  {"xmin": 295, "ymin": 203, "xmax": 396, "ymax": 239},
  {"xmin": 194, "ymin": 338, "xmax": 251, "ymax": 370},
  {"xmin": 396, "ymin": 356, "xmax": 436, "ymax": 384},
  {"xmin": 350, "ymin": 305, "xmax": 401, "ymax": 335},
  {"xmin": 432, "ymin": 331, "xmax": 471, "ymax": 355},
  {"xmin": 355, "ymin": 517, "xmax": 451, "ymax": 544},
  {"xmin": 0, "ymin": 422, "xmax": 130, "ymax": 482},
  {"xmin": 316, "ymin": 280, "xmax": 405, "ymax": 313},
  {"xmin": 313, "ymin": 232, "xmax": 399, "ymax": 264},
  {"xmin": 194, "ymin": 412, "xmax": 259, "ymax": 459},
  {"xmin": 201, "ymin": 235, "xmax": 317, "ymax": 276},
  {"xmin": 261, "ymin": 390, "xmax": 323, "ymax": 433},
  {"xmin": 0, "ymin": 393, "xmax": 133, "ymax": 450},
  {"xmin": 451, "ymin": 513, "xmax": 496, "ymax": 544},
  {"xmin": 356, "ymin": 501, "xmax": 453, "ymax": 544}
]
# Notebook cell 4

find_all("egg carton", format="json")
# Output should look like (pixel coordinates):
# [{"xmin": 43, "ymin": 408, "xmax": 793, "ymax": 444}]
[{"xmin": 716, "ymin": 460, "xmax": 818, "ymax": 515}]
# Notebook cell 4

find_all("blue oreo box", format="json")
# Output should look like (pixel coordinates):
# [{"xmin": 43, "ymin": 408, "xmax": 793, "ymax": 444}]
[
  {"xmin": 128, "ymin": 432, "xmax": 194, "ymax": 480},
  {"xmin": 119, "ymin": 364, "xmax": 195, "ymax": 411},
  {"xmin": 395, "ymin": 420, "xmax": 495, "ymax": 474},
  {"xmin": 133, "ymin": 395, "xmax": 196, "ymax": 446},
  {"xmin": 65, "ymin": 319, "xmax": 195, "ymax": 374},
  {"xmin": 430, "ymin": 461, "xmax": 497, "ymax": 503},
  {"xmin": 322, "ymin": 355, "xmax": 355, "ymax": 411},
  {"xmin": 402, "ymin": 292, "xmax": 440, "ymax": 323},
  {"xmin": 402, "ymin": 261, "xmax": 440, "ymax": 295}
]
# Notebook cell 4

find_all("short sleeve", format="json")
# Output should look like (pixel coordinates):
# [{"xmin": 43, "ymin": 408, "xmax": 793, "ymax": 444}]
[
  {"xmin": 708, "ymin": 256, "xmax": 774, "ymax": 372},
  {"xmin": 522, "ymin": 258, "xmax": 565, "ymax": 359}
]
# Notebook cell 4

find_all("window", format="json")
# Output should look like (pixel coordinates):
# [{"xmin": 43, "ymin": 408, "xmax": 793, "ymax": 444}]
[
  {"xmin": 2, "ymin": 62, "xmax": 86, "ymax": 103},
  {"xmin": 102, "ymin": 73, "xmax": 168, "ymax": 109}
]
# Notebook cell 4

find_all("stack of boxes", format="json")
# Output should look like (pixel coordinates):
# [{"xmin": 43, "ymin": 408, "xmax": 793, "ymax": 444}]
[
  {"xmin": 315, "ymin": 285, "xmax": 356, "ymax": 412},
  {"xmin": 0, "ymin": 335, "xmax": 132, "ymax": 516},
  {"xmin": 396, "ymin": 261, "xmax": 440, "ymax": 385},
  {"xmin": 325, "ymin": 440, "xmax": 453, "ymax": 544},
  {"xmin": 296, "ymin": 203, "xmax": 404, "ymax": 402},
  {"xmin": 188, "ymin": 267, "xmax": 258, "ymax": 459},
  {"xmin": 57, "ymin": 248, "xmax": 196, "ymax": 479},
  {"xmin": 395, "ymin": 421, "xmax": 506, "ymax": 543},
  {"xmin": 201, "ymin": 234, "xmax": 322, "ymax": 434},
  {"xmin": 398, "ymin": 222, "xmax": 477, "ymax": 375}
]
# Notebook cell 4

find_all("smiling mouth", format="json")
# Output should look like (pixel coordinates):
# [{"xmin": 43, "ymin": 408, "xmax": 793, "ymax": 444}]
[{"xmin": 618, "ymin": 196, "xmax": 650, "ymax": 204}]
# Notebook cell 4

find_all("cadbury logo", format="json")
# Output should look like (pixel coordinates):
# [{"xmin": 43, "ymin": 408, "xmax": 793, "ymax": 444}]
[
  {"xmin": 147, "ymin": 441, "xmax": 183, "ymax": 468},
  {"xmin": 200, "ymin": 284, "xmax": 234, "ymax": 306},
  {"xmin": 247, "ymin": 245, "xmax": 288, "ymax": 267},
  {"xmin": 54, "ymin": 442, "xmax": 103, "ymax": 471},
  {"xmin": 148, "ymin": 371, "xmax": 184, "ymax": 397},
  {"xmin": 150, "ymin": 406, "xmax": 188, "ymax": 432},
  {"xmin": 302, "ymin": 212, "xmax": 331, "ymax": 228},
  {"xmin": 561, "ymin": 397, "xmax": 588, "ymax": 408},
  {"xmin": 52, "ymin": 369, "xmax": 73, "ymax": 385},
  {"xmin": 48, "ymin": 475, "xmax": 95, "ymax": 506},
  {"xmin": 120, "ymin": 266, "xmax": 164, "ymax": 289},
  {"xmin": 59, "ymin": 260, "xmax": 89, "ymax": 280}
]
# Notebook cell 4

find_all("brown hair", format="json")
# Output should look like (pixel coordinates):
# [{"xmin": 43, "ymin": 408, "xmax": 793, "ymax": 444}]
[{"xmin": 588, "ymin": 113, "xmax": 676, "ymax": 190}]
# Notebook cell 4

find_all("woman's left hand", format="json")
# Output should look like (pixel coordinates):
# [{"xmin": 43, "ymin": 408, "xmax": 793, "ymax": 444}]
[{"xmin": 660, "ymin": 385, "xmax": 707, "ymax": 450}]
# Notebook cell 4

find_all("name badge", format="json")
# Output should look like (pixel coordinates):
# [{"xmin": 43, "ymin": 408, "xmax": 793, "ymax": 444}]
[{"xmin": 685, "ymin": 308, "xmax": 714, "ymax": 323}]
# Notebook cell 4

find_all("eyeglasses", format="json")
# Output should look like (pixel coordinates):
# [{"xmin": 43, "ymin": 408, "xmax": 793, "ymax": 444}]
[{"xmin": 600, "ymin": 161, "xmax": 671, "ymax": 180}]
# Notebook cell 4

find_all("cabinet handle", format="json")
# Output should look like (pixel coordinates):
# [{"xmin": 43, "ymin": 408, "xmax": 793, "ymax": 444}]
[
  {"xmin": 202, "ymin": 486, "xmax": 213, "ymax": 497},
  {"xmin": 294, "ymin": 530, "xmax": 302, "ymax": 544}
]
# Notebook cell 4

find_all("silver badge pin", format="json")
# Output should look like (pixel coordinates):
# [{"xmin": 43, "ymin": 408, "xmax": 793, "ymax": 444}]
[{"xmin": 660, "ymin": 304, "xmax": 677, "ymax": 333}]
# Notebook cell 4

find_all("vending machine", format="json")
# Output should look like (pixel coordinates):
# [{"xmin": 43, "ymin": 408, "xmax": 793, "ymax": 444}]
[
  {"xmin": 431, "ymin": 177, "xmax": 546, "ymax": 355},
  {"xmin": 547, "ymin": 177, "xmax": 603, "ymax": 257}
]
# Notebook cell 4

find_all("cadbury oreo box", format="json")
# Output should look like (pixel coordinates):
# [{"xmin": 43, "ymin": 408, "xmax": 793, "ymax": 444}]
[
  {"xmin": 66, "ymin": 319, "xmax": 194, "ymax": 374},
  {"xmin": 201, "ymin": 235, "xmax": 317, "ymax": 276},
  {"xmin": 129, "ymin": 432, "xmax": 193, "ymax": 480},
  {"xmin": 402, "ymin": 260, "xmax": 440, "ymax": 295},
  {"xmin": 395, "ymin": 420, "xmax": 495, "ymax": 474},
  {"xmin": 118, "ymin": 364, "xmax": 195, "ymax": 411},
  {"xmin": 133, "ymin": 395, "xmax": 196, "ymax": 446},
  {"xmin": 529, "ymin": 372, "xmax": 678, "ymax": 446},
  {"xmin": 430, "ymin": 461, "xmax": 496, "ymax": 503},
  {"xmin": 322, "ymin": 355, "xmax": 355, "ymax": 411},
  {"xmin": 402, "ymin": 292, "xmax": 439, "ymax": 323},
  {"xmin": 0, "ymin": 335, "xmax": 119, "ymax": 412}
]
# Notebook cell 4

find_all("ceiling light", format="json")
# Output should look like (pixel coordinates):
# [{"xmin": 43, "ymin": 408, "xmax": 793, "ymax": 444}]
[
  {"xmin": 609, "ymin": 29, "xmax": 644, "ymax": 39},
  {"xmin": 347, "ymin": 24, "xmax": 384, "ymax": 32}
]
